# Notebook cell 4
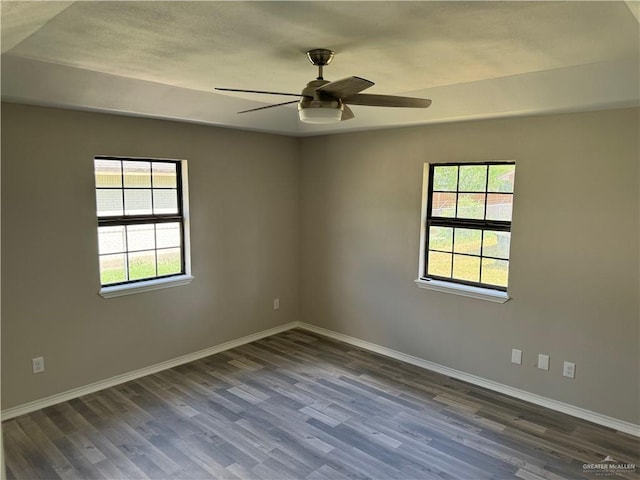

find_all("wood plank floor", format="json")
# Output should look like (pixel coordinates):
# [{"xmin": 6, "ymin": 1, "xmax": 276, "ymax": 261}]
[{"xmin": 3, "ymin": 329, "xmax": 639, "ymax": 479}]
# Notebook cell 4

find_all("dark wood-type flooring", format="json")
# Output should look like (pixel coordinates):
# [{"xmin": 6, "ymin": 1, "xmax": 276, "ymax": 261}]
[{"xmin": 3, "ymin": 329, "xmax": 639, "ymax": 479}]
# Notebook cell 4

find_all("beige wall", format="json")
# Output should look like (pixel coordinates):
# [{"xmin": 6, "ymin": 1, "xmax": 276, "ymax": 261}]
[
  {"xmin": 300, "ymin": 108, "xmax": 640, "ymax": 424},
  {"xmin": 1, "ymin": 103, "xmax": 300, "ymax": 409},
  {"xmin": 3, "ymin": 103, "xmax": 638, "ymax": 426}
]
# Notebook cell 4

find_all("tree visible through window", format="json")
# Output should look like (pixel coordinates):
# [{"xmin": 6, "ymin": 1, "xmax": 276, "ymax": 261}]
[
  {"xmin": 94, "ymin": 157, "xmax": 186, "ymax": 286},
  {"xmin": 425, "ymin": 162, "xmax": 515, "ymax": 290}
]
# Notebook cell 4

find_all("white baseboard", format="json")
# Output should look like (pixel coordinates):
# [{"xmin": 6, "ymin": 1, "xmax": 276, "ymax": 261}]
[
  {"xmin": 1, "ymin": 322, "xmax": 298, "ymax": 421},
  {"xmin": 296, "ymin": 323, "xmax": 640, "ymax": 437},
  {"xmin": 3, "ymin": 320, "xmax": 638, "ymax": 438}
]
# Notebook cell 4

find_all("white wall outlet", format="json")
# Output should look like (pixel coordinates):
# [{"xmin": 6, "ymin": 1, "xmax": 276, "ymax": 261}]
[
  {"xmin": 537, "ymin": 354, "xmax": 550, "ymax": 371},
  {"xmin": 273, "ymin": 298, "xmax": 280, "ymax": 310},
  {"xmin": 32, "ymin": 356, "xmax": 45, "ymax": 374},
  {"xmin": 511, "ymin": 348, "xmax": 522, "ymax": 365},
  {"xmin": 563, "ymin": 361, "xmax": 576, "ymax": 379}
]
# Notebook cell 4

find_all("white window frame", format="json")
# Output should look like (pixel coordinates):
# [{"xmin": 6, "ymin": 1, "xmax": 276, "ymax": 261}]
[
  {"xmin": 95, "ymin": 156, "xmax": 193, "ymax": 298},
  {"xmin": 415, "ymin": 162, "xmax": 511, "ymax": 303}
]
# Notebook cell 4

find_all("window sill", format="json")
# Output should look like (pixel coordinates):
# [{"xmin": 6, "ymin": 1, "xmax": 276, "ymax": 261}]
[
  {"xmin": 414, "ymin": 278, "xmax": 510, "ymax": 303},
  {"xmin": 99, "ymin": 275, "xmax": 194, "ymax": 299}
]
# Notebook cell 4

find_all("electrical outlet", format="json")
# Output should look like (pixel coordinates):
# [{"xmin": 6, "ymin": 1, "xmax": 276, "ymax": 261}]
[
  {"xmin": 537, "ymin": 354, "xmax": 550, "ymax": 371},
  {"xmin": 563, "ymin": 361, "xmax": 576, "ymax": 379},
  {"xmin": 511, "ymin": 349, "xmax": 522, "ymax": 365},
  {"xmin": 32, "ymin": 356, "xmax": 45, "ymax": 374},
  {"xmin": 273, "ymin": 298, "xmax": 280, "ymax": 310}
]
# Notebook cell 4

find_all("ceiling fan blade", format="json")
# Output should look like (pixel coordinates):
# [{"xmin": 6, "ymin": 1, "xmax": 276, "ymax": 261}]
[
  {"xmin": 237, "ymin": 100, "xmax": 299, "ymax": 114},
  {"xmin": 316, "ymin": 76, "xmax": 374, "ymax": 99},
  {"xmin": 216, "ymin": 87, "xmax": 302, "ymax": 98},
  {"xmin": 341, "ymin": 105, "xmax": 355, "ymax": 121},
  {"xmin": 345, "ymin": 94, "xmax": 432, "ymax": 108}
]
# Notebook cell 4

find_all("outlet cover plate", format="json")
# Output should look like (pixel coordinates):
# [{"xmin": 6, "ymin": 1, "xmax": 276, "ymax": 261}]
[
  {"xmin": 32, "ymin": 356, "xmax": 45, "ymax": 374},
  {"xmin": 563, "ymin": 361, "xmax": 576, "ymax": 379}
]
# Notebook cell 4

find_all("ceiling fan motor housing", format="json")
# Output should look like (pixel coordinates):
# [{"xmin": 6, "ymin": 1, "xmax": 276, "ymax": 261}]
[
  {"xmin": 298, "ymin": 79, "xmax": 344, "ymax": 112},
  {"xmin": 298, "ymin": 78, "xmax": 344, "ymax": 124}
]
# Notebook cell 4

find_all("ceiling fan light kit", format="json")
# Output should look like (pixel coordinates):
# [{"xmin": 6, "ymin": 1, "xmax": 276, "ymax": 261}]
[
  {"xmin": 298, "ymin": 73, "xmax": 344, "ymax": 124},
  {"xmin": 216, "ymin": 48, "xmax": 431, "ymax": 124},
  {"xmin": 298, "ymin": 105, "xmax": 343, "ymax": 124}
]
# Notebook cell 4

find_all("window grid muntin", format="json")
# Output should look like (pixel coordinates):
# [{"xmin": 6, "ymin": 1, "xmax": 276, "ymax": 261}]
[
  {"xmin": 95, "ymin": 157, "xmax": 185, "ymax": 287},
  {"xmin": 425, "ymin": 162, "xmax": 514, "ymax": 291}
]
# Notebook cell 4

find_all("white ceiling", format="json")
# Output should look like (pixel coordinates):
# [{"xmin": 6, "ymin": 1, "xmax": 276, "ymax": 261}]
[{"xmin": 1, "ymin": 1, "xmax": 638, "ymax": 136}]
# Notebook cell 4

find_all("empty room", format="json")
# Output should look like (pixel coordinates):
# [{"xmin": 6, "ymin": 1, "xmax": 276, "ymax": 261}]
[{"xmin": 1, "ymin": 2, "xmax": 639, "ymax": 479}]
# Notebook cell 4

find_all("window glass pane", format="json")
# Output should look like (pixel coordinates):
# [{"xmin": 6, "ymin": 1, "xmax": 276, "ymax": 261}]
[
  {"xmin": 482, "ymin": 231, "xmax": 511, "ymax": 259},
  {"xmin": 454, "ymin": 228, "xmax": 482, "ymax": 255},
  {"xmin": 486, "ymin": 194, "xmax": 513, "ymax": 221},
  {"xmin": 98, "ymin": 226, "xmax": 125, "ymax": 254},
  {"xmin": 453, "ymin": 254, "xmax": 480, "ymax": 282},
  {"xmin": 157, "ymin": 248, "xmax": 182, "ymax": 276},
  {"xmin": 458, "ymin": 165, "xmax": 487, "ymax": 192},
  {"xmin": 100, "ymin": 254, "xmax": 127, "ymax": 285},
  {"xmin": 128, "ymin": 250, "xmax": 156, "ymax": 280},
  {"xmin": 433, "ymin": 166, "xmax": 458, "ymax": 191},
  {"xmin": 96, "ymin": 189, "xmax": 123, "ymax": 216},
  {"xmin": 456, "ymin": 193, "xmax": 485, "ymax": 219},
  {"xmin": 153, "ymin": 190, "xmax": 178, "ymax": 214},
  {"xmin": 488, "ymin": 164, "xmax": 515, "ymax": 193},
  {"xmin": 428, "ymin": 251, "xmax": 452, "ymax": 278},
  {"xmin": 95, "ymin": 158, "xmax": 186, "ymax": 287},
  {"xmin": 428, "ymin": 226, "xmax": 453, "ymax": 252},
  {"xmin": 123, "ymin": 161, "xmax": 151, "ymax": 187},
  {"xmin": 156, "ymin": 222, "xmax": 181, "ymax": 248},
  {"xmin": 153, "ymin": 162, "xmax": 177, "ymax": 188},
  {"xmin": 481, "ymin": 258, "xmax": 509, "ymax": 287},
  {"xmin": 127, "ymin": 224, "xmax": 155, "ymax": 252},
  {"xmin": 124, "ymin": 189, "xmax": 152, "ymax": 215},
  {"xmin": 95, "ymin": 159, "xmax": 122, "ymax": 187},
  {"xmin": 431, "ymin": 192, "xmax": 457, "ymax": 218},
  {"xmin": 425, "ymin": 162, "xmax": 514, "ymax": 289}
]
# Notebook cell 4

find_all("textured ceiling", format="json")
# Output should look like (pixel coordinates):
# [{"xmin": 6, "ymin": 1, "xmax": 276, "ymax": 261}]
[{"xmin": 1, "ymin": 1, "xmax": 639, "ymax": 136}]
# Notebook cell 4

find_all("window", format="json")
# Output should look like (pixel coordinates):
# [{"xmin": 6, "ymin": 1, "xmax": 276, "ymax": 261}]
[
  {"xmin": 94, "ymin": 157, "xmax": 192, "ymax": 297},
  {"xmin": 417, "ymin": 162, "xmax": 515, "ymax": 301}
]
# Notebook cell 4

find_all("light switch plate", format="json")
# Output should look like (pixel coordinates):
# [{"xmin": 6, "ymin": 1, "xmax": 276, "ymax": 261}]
[
  {"xmin": 538, "ymin": 354, "xmax": 550, "ymax": 371},
  {"xmin": 511, "ymin": 349, "xmax": 522, "ymax": 365}
]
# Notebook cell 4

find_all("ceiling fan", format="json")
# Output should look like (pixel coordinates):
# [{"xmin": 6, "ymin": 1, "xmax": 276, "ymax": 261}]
[{"xmin": 216, "ymin": 49, "xmax": 432, "ymax": 124}]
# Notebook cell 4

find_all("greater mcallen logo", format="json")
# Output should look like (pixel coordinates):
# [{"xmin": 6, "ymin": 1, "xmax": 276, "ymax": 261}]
[{"xmin": 583, "ymin": 455, "xmax": 636, "ymax": 476}]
